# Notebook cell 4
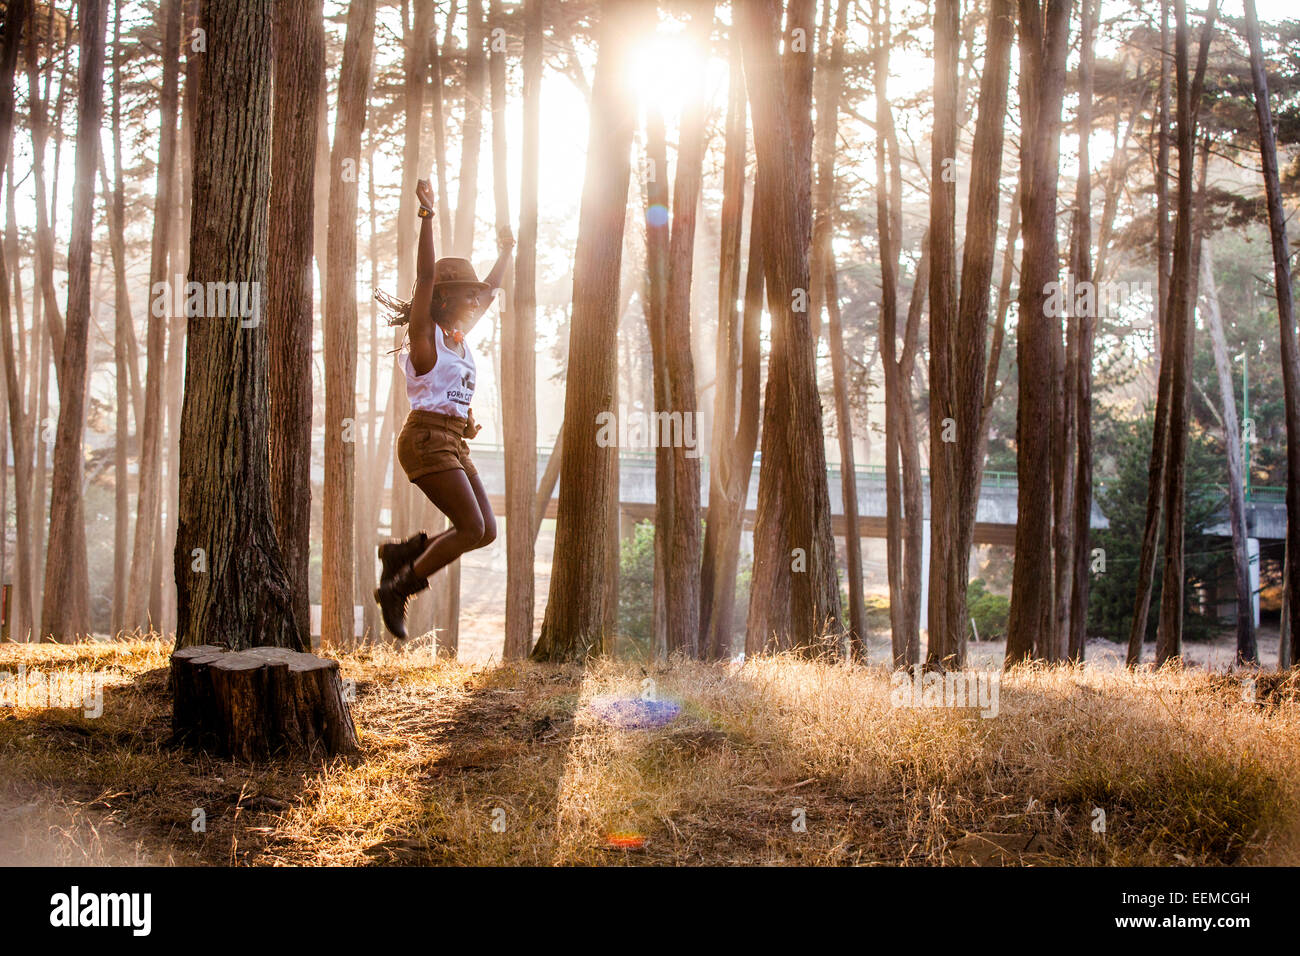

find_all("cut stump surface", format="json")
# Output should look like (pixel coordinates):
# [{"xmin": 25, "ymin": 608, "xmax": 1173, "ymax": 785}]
[{"xmin": 171, "ymin": 644, "xmax": 359, "ymax": 760}]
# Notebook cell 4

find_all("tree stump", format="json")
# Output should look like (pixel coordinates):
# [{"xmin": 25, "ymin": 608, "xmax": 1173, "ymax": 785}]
[{"xmin": 171, "ymin": 645, "xmax": 359, "ymax": 760}]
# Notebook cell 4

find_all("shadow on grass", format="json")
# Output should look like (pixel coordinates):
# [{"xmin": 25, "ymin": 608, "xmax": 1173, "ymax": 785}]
[{"xmin": 353, "ymin": 661, "xmax": 587, "ymax": 865}]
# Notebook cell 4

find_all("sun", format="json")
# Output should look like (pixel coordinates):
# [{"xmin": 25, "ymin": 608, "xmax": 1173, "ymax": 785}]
[{"xmin": 626, "ymin": 27, "xmax": 710, "ymax": 119}]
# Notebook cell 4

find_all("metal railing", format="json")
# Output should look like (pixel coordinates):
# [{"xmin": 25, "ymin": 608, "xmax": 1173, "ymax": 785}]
[{"xmin": 469, "ymin": 443, "xmax": 1286, "ymax": 504}]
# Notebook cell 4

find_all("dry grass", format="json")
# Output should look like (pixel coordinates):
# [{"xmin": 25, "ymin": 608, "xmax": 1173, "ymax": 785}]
[{"xmin": 1, "ymin": 636, "xmax": 1298, "ymax": 866}]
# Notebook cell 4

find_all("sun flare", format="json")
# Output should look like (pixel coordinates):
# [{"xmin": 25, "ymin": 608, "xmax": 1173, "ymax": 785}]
[{"xmin": 626, "ymin": 28, "xmax": 710, "ymax": 118}]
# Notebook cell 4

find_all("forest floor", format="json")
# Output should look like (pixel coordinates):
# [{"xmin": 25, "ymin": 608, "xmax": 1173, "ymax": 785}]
[{"xmin": 1, "ymin": 637, "xmax": 1299, "ymax": 866}]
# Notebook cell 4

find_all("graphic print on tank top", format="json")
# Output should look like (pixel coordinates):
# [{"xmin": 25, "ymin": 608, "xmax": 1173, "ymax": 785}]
[{"xmin": 402, "ymin": 332, "xmax": 476, "ymax": 417}]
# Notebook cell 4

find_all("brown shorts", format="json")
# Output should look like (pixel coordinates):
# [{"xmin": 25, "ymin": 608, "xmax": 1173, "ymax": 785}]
[{"xmin": 397, "ymin": 409, "xmax": 478, "ymax": 481}]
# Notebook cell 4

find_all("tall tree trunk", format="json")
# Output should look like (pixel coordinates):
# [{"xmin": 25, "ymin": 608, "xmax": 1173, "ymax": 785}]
[
  {"xmin": 175, "ymin": 0, "xmax": 301, "ymax": 652},
  {"xmin": 746, "ymin": 0, "xmax": 815, "ymax": 658},
  {"xmin": 808, "ymin": 0, "xmax": 830, "ymax": 346},
  {"xmin": 1154, "ymin": 0, "xmax": 1173, "ymax": 353},
  {"xmin": 161, "ymin": 8, "xmax": 198, "ymax": 635},
  {"xmin": 314, "ymin": 64, "xmax": 330, "ymax": 297},
  {"xmin": 1048, "ymin": 10, "xmax": 1084, "ymax": 664},
  {"xmin": 741, "ymin": 0, "xmax": 841, "ymax": 656},
  {"xmin": 1067, "ymin": 0, "xmax": 1097, "ymax": 663},
  {"xmin": 534, "ymin": 427, "xmax": 561, "ymax": 542},
  {"xmin": 269, "ymin": 0, "xmax": 325, "ymax": 649},
  {"xmin": 7, "ymin": 151, "xmax": 24, "ymax": 410},
  {"xmin": 1155, "ymin": 0, "xmax": 1208, "ymax": 666},
  {"xmin": 1282, "ymin": 548, "xmax": 1293, "ymax": 669},
  {"xmin": 1200, "ymin": 242, "xmax": 1256, "ymax": 663},
  {"xmin": 1051, "ymin": 240, "xmax": 1077, "ymax": 662},
  {"xmin": 322, "ymin": 0, "xmax": 377, "ymax": 649},
  {"xmin": 125, "ymin": 0, "xmax": 180, "ymax": 632},
  {"xmin": 660, "ymin": 0, "xmax": 713, "ymax": 659},
  {"xmin": 503, "ymin": 0, "xmax": 540, "ymax": 660},
  {"xmin": 32, "ymin": 308, "xmax": 49, "ymax": 636},
  {"xmin": 42, "ymin": 0, "xmax": 106, "ymax": 639},
  {"xmin": 1004, "ymin": 0, "xmax": 1070, "ymax": 666},
  {"xmin": 532, "ymin": 0, "xmax": 649, "ymax": 662},
  {"xmin": 23, "ymin": 7, "xmax": 65, "ymax": 371},
  {"xmin": 361, "ymin": 143, "xmax": 387, "ymax": 640},
  {"xmin": 399, "ymin": 0, "xmax": 433, "ymax": 302},
  {"xmin": 707, "ymin": 201, "xmax": 763, "ymax": 661},
  {"xmin": 24, "ymin": 10, "xmax": 63, "ymax": 636},
  {"xmin": 105, "ymin": 0, "xmax": 131, "ymax": 636},
  {"xmin": 1126, "ymin": 0, "xmax": 1174, "ymax": 666},
  {"xmin": 876, "ymin": 0, "xmax": 924, "ymax": 668},
  {"xmin": 933, "ymin": 0, "xmax": 1013, "ymax": 667},
  {"xmin": 441, "ymin": 0, "xmax": 458, "ymax": 50},
  {"xmin": 357, "ymin": 138, "xmax": 378, "ymax": 640},
  {"xmin": 0, "ymin": 0, "xmax": 31, "ymax": 641},
  {"xmin": 1244, "ymin": 0, "xmax": 1300, "ymax": 668},
  {"xmin": 0, "ymin": 228, "xmax": 28, "ymax": 641},
  {"xmin": 430, "ymin": 14, "xmax": 453, "ymax": 250},
  {"xmin": 875, "ymin": 0, "xmax": 908, "ymax": 666},
  {"xmin": 696, "ymin": 26, "xmax": 748, "ymax": 660},
  {"xmin": 0, "ymin": 7, "xmax": 17, "ymax": 642},
  {"xmin": 488, "ymin": 0, "xmax": 518, "ymax": 633},
  {"xmin": 823, "ymin": 257, "xmax": 864, "ymax": 657},
  {"xmin": 926, "ymin": 0, "xmax": 960, "ymax": 667},
  {"xmin": 974, "ymin": 177, "xmax": 1020, "ymax": 494},
  {"xmin": 487, "ymin": 32, "xmax": 510, "ymax": 443},
  {"xmin": 644, "ymin": 109, "xmax": 670, "ymax": 657},
  {"xmin": 898, "ymin": 238, "xmax": 927, "ymax": 666},
  {"xmin": 5, "ymin": 145, "xmax": 22, "ymax": 405},
  {"xmin": 724, "ymin": 212, "xmax": 765, "ymax": 660},
  {"xmin": 811, "ymin": 0, "xmax": 863, "ymax": 655},
  {"xmin": 452, "ymin": 0, "xmax": 486, "ymax": 258},
  {"xmin": 1093, "ymin": 71, "xmax": 1151, "ymax": 287}
]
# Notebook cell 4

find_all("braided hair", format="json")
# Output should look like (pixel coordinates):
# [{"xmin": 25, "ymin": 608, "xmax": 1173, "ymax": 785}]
[
  {"xmin": 375, "ymin": 287, "xmax": 462, "ymax": 332},
  {"xmin": 375, "ymin": 288, "xmax": 414, "ymax": 327}
]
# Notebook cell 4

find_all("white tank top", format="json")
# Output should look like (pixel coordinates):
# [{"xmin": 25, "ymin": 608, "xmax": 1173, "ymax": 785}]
[{"xmin": 403, "ymin": 332, "xmax": 476, "ymax": 418}]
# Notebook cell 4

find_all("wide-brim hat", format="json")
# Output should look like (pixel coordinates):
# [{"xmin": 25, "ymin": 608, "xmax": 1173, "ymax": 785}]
[{"xmin": 433, "ymin": 256, "xmax": 489, "ymax": 293}]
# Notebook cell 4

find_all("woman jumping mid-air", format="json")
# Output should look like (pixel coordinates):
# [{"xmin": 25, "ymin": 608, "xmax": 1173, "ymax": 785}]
[{"xmin": 373, "ymin": 177, "xmax": 513, "ymax": 639}]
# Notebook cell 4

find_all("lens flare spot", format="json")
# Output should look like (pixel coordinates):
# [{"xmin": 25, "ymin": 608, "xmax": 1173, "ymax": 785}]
[
  {"xmin": 606, "ymin": 831, "xmax": 646, "ymax": 849},
  {"xmin": 646, "ymin": 204, "xmax": 669, "ymax": 228},
  {"xmin": 585, "ymin": 696, "xmax": 681, "ymax": 729}
]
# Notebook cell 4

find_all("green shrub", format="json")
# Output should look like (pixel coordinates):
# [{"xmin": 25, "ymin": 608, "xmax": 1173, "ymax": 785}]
[
  {"xmin": 1087, "ymin": 411, "xmax": 1224, "ymax": 643},
  {"xmin": 966, "ymin": 579, "xmax": 1009, "ymax": 641},
  {"xmin": 617, "ymin": 520, "xmax": 751, "ymax": 659},
  {"xmin": 617, "ymin": 520, "xmax": 656, "ymax": 658}
]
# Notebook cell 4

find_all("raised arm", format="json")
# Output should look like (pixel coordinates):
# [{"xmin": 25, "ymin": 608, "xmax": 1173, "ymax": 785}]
[
  {"xmin": 416, "ymin": 180, "xmax": 437, "ymax": 281},
  {"xmin": 464, "ymin": 227, "xmax": 516, "ymax": 333},
  {"xmin": 481, "ymin": 227, "xmax": 515, "ymax": 292},
  {"xmin": 408, "ymin": 179, "xmax": 438, "ymax": 376}
]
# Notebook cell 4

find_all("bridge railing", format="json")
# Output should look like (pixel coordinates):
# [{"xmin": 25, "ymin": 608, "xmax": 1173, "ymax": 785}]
[{"xmin": 467, "ymin": 443, "xmax": 1286, "ymax": 504}]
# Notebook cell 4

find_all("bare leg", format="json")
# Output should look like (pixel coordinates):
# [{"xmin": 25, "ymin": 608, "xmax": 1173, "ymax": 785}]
[
  {"xmin": 411, "ymin": 469, "xmax": 486, "ymax": 577},
  {"xmin": 467, "ymin": 470, "xmax": 497, "ymax": 548},
  {"xmin": 423, "ymin": 469, "xmax": 495, "ymax": 549},
  {"xmin": 421, "ymin": 525, "xmax": 457, "ymax": 556}
]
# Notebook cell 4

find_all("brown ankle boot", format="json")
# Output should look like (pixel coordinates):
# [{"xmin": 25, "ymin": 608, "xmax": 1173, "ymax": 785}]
[
  {"xmin": 374, "ymin": 565, "xmax": 430, "ymax": 640},
  {"xmin": 378, "ymin": 532, "xmax": 429, "ymax": 586}
]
